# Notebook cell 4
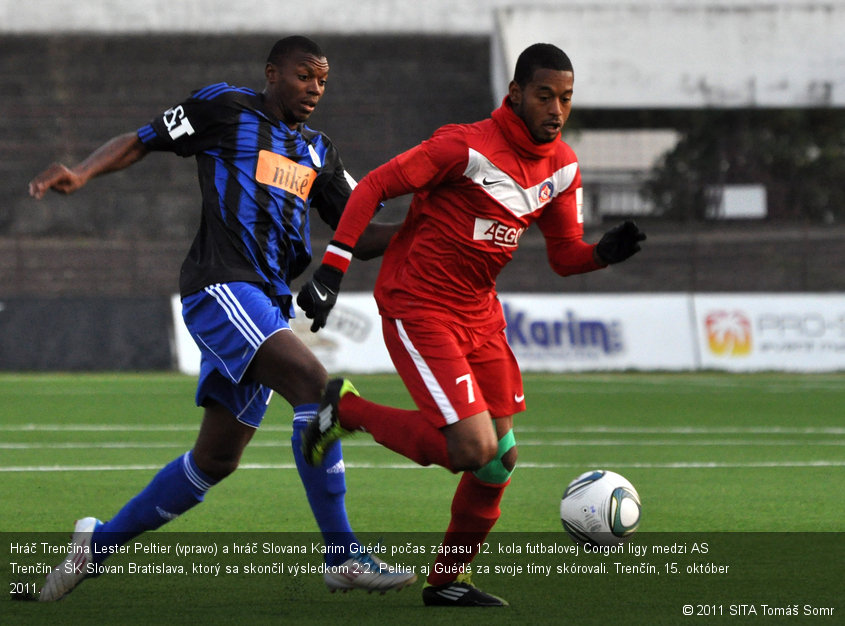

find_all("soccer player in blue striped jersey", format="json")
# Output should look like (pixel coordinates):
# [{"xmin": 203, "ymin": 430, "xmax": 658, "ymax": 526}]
[{"xmin": 28, "ymin": 35, "xmax": 412, "ymax": 601}]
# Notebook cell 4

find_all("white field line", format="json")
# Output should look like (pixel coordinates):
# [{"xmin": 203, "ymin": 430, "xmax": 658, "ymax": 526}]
[
  {"xmin": 2, "ymin": 460, "xmax": 844, "ymax": 473},
  {"xmin": 2, "ymin": 438, "xmax": 845, "ymax": 450},
  {"xmin": 3, "ymin": 425, "xmax": 842, "ymax": 472},
  {"xmin": 2, "ymin": 424, "xmax": 844, "ymax": 435}
]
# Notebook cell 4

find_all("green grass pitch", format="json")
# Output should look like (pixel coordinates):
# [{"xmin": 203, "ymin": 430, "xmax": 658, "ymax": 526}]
[{"xmin": 2, "ymin": 372, "xmax": 843, "ymax": 624}]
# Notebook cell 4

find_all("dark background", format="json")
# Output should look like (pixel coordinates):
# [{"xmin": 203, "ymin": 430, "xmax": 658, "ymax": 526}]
[{"xmin": 2, "ymin": 34, "xmax": 842, "ymax": 369}]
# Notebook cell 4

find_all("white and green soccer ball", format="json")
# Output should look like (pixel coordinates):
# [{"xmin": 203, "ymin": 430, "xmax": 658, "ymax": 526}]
[{"xmin": 560, "ymin": 470, "xmax": 641, "ymax": 546}]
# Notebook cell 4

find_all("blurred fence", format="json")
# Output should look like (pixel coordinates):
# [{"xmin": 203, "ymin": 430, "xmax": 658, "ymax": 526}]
[{"xmin": 2, "ymin": 220, "xmax": 844, "ymax": 298}]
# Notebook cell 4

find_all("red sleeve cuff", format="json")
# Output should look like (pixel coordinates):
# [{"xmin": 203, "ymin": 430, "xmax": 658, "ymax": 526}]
[{"xmin": 322, "ymin": 242, "xmax": 353, "ymax": 273}]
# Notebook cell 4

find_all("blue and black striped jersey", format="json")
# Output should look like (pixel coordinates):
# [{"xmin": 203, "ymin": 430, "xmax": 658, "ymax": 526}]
[{"xmin": 137, "ymin": 82, "xmax": 354, "ymax": 299}]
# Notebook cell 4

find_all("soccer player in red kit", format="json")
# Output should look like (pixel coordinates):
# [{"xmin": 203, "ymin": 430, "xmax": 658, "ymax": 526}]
[{"xmin": 298, "ymin": 43, "xmax": 645, "ymax": 606}]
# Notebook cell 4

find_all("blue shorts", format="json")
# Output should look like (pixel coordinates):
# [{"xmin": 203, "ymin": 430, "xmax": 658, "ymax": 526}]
[{"xmin": 181, "ymin": 282, "xmax": 292, "ymax": 428}]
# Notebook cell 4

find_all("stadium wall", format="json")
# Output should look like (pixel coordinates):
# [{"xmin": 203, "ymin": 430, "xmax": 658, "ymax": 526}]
[
  {"xmin": 3, "ymin": 291, "xmax": 841, "ymax": 373},
  {"xmin": 0, "ymin": 297, "xmax": 172, "ymax": 370},
  {"xmin": 172, "ymin": 293, "xmax": 845, "ymax": 374}
]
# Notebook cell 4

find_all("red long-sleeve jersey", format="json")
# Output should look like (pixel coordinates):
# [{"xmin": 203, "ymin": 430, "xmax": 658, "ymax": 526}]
[{"xmin": 327, "ymin": 98, "xmax": 603, "ymax": 325}]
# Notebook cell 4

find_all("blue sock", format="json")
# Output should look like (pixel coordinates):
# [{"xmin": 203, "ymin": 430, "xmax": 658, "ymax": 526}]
[
  {"xmin": 91, "ymin": 451, "xmax": 216, "ymax": 562},
  {"xmin": 292, "ymin": 404, "xmax": 358, "ymax": 566}
]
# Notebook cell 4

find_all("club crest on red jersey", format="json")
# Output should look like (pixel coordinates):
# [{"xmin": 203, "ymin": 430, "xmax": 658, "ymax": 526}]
[{"xmin": 538, "ymin": 180, "xmax": 555, "ymax": 204}]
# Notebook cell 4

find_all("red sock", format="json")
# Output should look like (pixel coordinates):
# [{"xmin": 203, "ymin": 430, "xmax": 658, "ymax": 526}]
[
  {"xmin": 339, "ymin": 393, "xmax": 451, "ymax": 469},
  {"xmin": 427, "ymin": 472, "xmax": 509, "ymax": 586}
]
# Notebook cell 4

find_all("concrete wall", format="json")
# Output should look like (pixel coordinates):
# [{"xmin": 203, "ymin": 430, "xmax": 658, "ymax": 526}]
[
  {"xmin": 2, "ymin": 1, "xmax": 832, "ymax": 34},
  {"xmin": 493, "ymin": 3, "xmax": 845, "ymax": 107},
  {"xmin": 6, "ymin": 1, "xmax": 840, "ymax": 109},
  {"xmin": 0, "ymin": 297, "xmax": 173, "ymax": 370}
]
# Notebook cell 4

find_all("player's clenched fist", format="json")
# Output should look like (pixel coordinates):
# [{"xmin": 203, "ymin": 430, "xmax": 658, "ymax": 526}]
[
  {"xmin": 595, "ymin": 220, "xmax": 647, "ymax": 265},
  {"xmin": 28, "ymin": 163, "xmax": 85, "ymax": 199},
  {"xmin": 297, "ymin": 265, "xmax": 343, "ymax": 332}
]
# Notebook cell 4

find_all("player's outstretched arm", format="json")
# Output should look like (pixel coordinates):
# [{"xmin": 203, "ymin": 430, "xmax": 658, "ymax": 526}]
[{"xmin": 28, "ymin": 132, "xmax": 149, "ymax": 199}]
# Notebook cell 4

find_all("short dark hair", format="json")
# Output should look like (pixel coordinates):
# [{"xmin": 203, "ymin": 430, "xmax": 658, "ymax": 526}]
[
  {"xmin": 266, "ymin": 36, "xmax": 324, "ymax": 65},
  {"xmin": 513, "ymin": 43, "xmax": 573, "ymax": 87}
]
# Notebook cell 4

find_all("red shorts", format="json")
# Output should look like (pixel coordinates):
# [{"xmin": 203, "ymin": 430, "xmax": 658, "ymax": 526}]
[{"xmin": 382, "ymin": 315, "xmax": 526, "ymax": 428}]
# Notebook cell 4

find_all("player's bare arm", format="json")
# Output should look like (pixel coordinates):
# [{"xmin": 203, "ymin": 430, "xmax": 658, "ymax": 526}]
[
  {"xmin": 28, "ymin": 132, "xmax": 149, "ymax": 199},
  {"xmin": 352, "ymin": 221, "xmax": 402, "ymax": 260}
]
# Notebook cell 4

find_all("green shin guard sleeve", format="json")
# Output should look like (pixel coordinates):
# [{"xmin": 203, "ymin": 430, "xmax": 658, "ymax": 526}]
[{"xmin": 473, "ymin": 430, "xmax": 516, "ymax": 484}]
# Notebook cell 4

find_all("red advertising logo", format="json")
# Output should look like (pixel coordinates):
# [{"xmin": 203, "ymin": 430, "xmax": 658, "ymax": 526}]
[{"xmin": 705, "ymin": 310, "xmax": 752, "ymax": 356}]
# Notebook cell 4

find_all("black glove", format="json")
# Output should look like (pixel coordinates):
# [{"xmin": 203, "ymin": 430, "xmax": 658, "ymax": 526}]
[
  {"xmin": 595, "ymin": 220, "xmax": 647, "ymax": 264},
  {"xmin": 296, "ymin": 265, "xmax": 343, "ymax": 332}
]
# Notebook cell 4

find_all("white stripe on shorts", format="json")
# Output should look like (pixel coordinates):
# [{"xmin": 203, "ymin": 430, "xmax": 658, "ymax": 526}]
[
  {"xmin": 205, "ymin": 284, "xmax": 266, "ymax": 349},
  {"xmin": 395, "ymin": 319, "xmax": 459, "ymax": 425}
]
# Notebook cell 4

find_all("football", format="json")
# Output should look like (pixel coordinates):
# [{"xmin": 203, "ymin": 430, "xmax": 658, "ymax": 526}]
[{"xmin": 560, "ymin": 470, "xmax": 641, "ymax": 546}]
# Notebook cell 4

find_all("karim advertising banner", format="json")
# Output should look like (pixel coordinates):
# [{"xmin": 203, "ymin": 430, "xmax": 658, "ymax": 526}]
[
  {"xmin": 693, "ymin": 294, "xmax": 845, "ymax": 372},
  {"xmin": 499, "ymin": 294, "xmax": 696, "ymax": 372}
]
